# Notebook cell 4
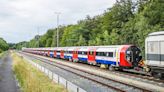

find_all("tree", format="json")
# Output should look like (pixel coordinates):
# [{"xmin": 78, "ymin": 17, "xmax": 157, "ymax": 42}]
[
  {"xmin": 0, "ymin": 38, "xmax": 9, "ymax": 52},
  {"xmin": 46, "ymin": 38, "xmax": 52, "ymax": 47},
  {"xmin": 77, "ymin": 35, "xmax": 87, "ymax": 46},
  {"xmin": 103, "ymin": 30, "xmax": 111, "ymax": 45},
  {"xmin": 134, "ymin": 0, "xmax": 164, "ymax": 57},
  {"xmin": 12, "ymin": 0, "xmax": 163, "ymax": 59}
]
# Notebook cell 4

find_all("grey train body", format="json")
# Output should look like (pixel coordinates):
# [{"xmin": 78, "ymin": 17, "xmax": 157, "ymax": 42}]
[{"xmin": 145, "ymin": 31, "xmax": 164, "ymax": 79}]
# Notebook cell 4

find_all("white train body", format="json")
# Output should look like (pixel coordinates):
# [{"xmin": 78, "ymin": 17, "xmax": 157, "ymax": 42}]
[{"xmin": 145, "ymin": 31, "xmax": 164, "ymax": 78}]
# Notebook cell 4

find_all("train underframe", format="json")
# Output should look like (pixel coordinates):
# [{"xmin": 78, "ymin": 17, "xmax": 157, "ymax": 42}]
[{"xmin": 149, "ymin": 66, "xmax": 164, "ymax": 79}]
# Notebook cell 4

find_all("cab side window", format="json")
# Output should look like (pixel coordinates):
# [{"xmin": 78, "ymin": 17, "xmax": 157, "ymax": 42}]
[{"xmin": 89, "ymin": 51, "xmax": 94, "ymax": 55}]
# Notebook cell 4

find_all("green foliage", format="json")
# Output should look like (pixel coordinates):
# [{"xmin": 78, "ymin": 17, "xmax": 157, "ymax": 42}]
[
  {"xmin": 0, "ymin": 38, "xmax": 9, "ymax": 52},
  {"xmin": 13, "ymin": 0, "xmax": 163, "ymax": 57},
  {"xmin": 103, "ymin": 30, "xmax": 110, "ymax": 45},
  {"xmin": 77, "ymin": 35, "xmax": 87, "ymax": 46}
]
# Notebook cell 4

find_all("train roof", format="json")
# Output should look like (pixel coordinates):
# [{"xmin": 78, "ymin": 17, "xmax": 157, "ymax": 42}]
[
  {"xmin": 148, "ymin": 31, "xmax": 164, "ymax": 36},
  {"xmin": 23, "ymin": 45, "xmax": 133, "ymax": 51},
  {"xmin": 25, "ymin": 45, "xmax": 130, "ymax": 49}
]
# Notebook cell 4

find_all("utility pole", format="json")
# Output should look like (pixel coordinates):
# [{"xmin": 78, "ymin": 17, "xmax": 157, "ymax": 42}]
[
  {"xmin": 54, "ymin": 12, "xmax": 61, "ymax": 47},
  {"xmin": 37, "ymin": 27, "xmax": 40, "ymax": 47}
]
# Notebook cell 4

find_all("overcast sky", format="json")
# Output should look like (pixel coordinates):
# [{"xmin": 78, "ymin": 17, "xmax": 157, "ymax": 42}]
[{"xmin": 0, "ymin": 0, "xmax": 116, "ymax": 43}]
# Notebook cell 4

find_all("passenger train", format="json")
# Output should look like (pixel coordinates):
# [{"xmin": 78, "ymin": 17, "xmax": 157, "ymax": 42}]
[
  {"xmin": 145, "ymin": 31, "xmax": 164, "ymax": 79},
  {"xmin": 22, "ymin": 31, "xmax": 164, "ymax": 79},
  {"xmin": 23, "ymin": 45, "xmax": 142, "ymax": 70}
]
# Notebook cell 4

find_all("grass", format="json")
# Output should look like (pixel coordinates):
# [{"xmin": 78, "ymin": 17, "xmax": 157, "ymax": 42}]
[
  {"xmin": 11, "ymin": 53, "xmax": 67, "ymax": 92},
  {"xmin": 0, "ymin": 51, "xmax": 7, "ymax": 59}
]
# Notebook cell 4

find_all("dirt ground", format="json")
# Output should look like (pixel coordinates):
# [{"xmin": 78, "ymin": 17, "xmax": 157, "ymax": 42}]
[{"xmin": 0, "ymin": 55, "xmax": 20, "ymax": 92}]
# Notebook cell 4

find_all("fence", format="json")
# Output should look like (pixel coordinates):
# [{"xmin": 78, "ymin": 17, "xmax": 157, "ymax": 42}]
[{"xmin": 21, "ymin": 54, "xmax": 87, "ymax": 92}]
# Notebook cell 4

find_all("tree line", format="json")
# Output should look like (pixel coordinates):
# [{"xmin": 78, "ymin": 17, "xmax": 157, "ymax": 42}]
[
  {"xmin": 13, "ymin": 0, "xmax": 164, "ymax": 57},
  {"xmin": 0, "ymin": 38, "xmax": 9, "ymax": 53}
]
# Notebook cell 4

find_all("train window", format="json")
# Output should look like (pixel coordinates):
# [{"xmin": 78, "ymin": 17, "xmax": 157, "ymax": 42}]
[
  {"xmin": 89, "ymin": 51, "xmax": 94, "ymax": 55},
  {"xmin": 65, "ymin": 51, "xmax": 68, "ymax": 53},
  {"xmin": 78, "ymin": 51, "xmax": 81, "ymax": 54},
  {"xmin": 90, "ymin": 51, "xmax": 94, "ymax": 55},
  {"xmin": 73, "ymin": 51, "xmax": 78, "ymax": 54},
  {"xmin": 96, "ymin": 52, "xmax": 101, "ymax": 56},
  {"xmin": 148, "ymin": 41, "xmax": 159, "ymax": 53},
  {"xmin": 107, "ymin": 52, "xmax": 113, "ymax": 57},
  {"xmin": 83, "ymin": 52, "xmax": 87, "ymax": 55},
  {"xmin": 69, "ymin": 51, "xmax": 72, "ymax": 54},
  {"xmin": 79, "ymin": 51, "xmax": 86, "ymax": 55},
  {"xmin": 96, "ymin": 52, "xmax": 113, "ymax": 57},
  {"xmin": 96, "ymin": 52, "xmax": 102, "ymax": 56}
]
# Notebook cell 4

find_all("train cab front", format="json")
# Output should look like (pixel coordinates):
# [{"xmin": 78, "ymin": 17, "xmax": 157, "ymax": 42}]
[
  {"xmin": 120, "ymin": 45, "xmax": 142, "ymax": 69},
  {"xmin": 125, "ymin": 45, "xmax": 142, "ymax": 68}
]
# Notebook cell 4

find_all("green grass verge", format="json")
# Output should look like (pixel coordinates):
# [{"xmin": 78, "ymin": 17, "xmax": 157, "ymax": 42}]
[
  {"xmin": 11, "ymin": 53, "xmax": 67, "ymax": 92},
  {"xmin": 0, "ymin": 51, "xmax": 8, "ymax": 59}
]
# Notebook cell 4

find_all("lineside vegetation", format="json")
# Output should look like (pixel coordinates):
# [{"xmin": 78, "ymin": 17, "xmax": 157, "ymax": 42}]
[
  {"xmin": 11, "ymin": 53, "xmax": 67, "ymax": 92},
  {"xmin": 13, "ymin": 0, "xmax": 164, "ymax": 58},
  {"xmin": 0, "ymin": 38, "xmax": 9, "ymax": 53},
  {"xmin": 0, "ymin": 51, "xmax": 8, "ymax": 59}
]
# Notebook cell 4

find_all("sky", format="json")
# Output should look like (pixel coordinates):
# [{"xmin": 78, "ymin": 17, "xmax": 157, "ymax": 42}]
[{"xmin": 0, "ymin": 0, "xmax": 116, "ymax": 43}]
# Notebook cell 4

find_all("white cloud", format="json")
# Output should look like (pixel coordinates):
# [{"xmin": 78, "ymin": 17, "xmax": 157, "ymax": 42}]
[{"xmin": 0, "ymin": 0, "xmax": 116, "ymax": 43}]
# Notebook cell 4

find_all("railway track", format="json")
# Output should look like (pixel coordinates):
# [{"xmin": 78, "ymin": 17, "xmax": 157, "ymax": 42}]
[
  {"xmin": 22, "ymin": 52, "xmax": 164, "ymax": 86},
  {"xmin": 20, "ymin": 52, "xmax": 151, "ymax": 92},
  {"xmin": 112, "ymin": 70, "xmax": 164, "ymax": 85}
]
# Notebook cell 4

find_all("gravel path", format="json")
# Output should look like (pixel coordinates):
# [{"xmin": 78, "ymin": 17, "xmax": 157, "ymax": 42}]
[{"xmin": 0, "ymin": 55, "xmax": 20, "ymax": 92}]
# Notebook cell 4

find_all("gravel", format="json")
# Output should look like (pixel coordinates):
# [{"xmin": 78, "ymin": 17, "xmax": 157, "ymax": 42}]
[{"xmin": 23, "ymin": 54, "xmax": 144, "ymax": 92}]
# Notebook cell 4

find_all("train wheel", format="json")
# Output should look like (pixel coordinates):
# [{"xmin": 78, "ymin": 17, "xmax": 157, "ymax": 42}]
[{"xmin": 109, "ymin": 65, "xmax": 115, "ymax": 71}]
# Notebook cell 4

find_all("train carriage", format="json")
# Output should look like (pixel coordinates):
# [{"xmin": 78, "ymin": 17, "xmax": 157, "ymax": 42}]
[
  {"xmin": 95, "ymin": 47, "xmax": 118, "ymax": 67},
  {"xmin": 145, "ymin": 31, "xmax": 164, "ymax": 78},
  {"xmin": 49, "ymin": 48, "xmax": 55, "ymax": 58},
  {"xmin": 78, "ymin": 47, "xmax": 88, "ymax": 62},
  {"xmin": 23, "ymin": 45, "xmax": 142, "ymax": 70},
  {"xmin": 65, "ymin": 47, "xmax": 74, "ymax": 61}
]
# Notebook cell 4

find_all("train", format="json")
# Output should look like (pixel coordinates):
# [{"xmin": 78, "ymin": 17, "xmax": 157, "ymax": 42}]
[
  {"xmin": 22, "ymin": 31, "xmax": 164, "ymax": 79},
  {"xmin": 23, "ymin": 45, "xmax": 143, "ymax": 71},
  {"xmin": 145, "ymin": 31, "xmax": 164, "ymax": 79}
]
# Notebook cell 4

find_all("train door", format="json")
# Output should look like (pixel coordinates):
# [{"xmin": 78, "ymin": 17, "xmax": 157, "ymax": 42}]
[
  {"xmin": 48, "ymin": 51, "xmax": 50, "ymax": 56},
  {"xmin": 60, "ymin": 50, "xmax": 64, "ymax": 59},
  {"xmin": 73, "ymin": 50, "xmax": 78, "ymax": 62},
  {"xmin": 87, "ymin": 49, "xmax": 96, "ymax": 64},
  {"xmin": 54, "ymin": 50, "xmax": 57, "ymax": 58}
]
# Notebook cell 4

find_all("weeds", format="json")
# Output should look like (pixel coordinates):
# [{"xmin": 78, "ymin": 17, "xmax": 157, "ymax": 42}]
[{"xmin": 12, "ymin": 53, "xmax": 67, "ymax": 92}]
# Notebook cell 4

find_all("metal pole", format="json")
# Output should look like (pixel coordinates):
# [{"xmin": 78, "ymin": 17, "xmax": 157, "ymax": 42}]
[
  {"xmin": 37, "ymin": 27, "xmax": 40, "ymax": 47},
  {"xmin": 55, "ymin": 12, "xmax": 61, "ymax": 47}
]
